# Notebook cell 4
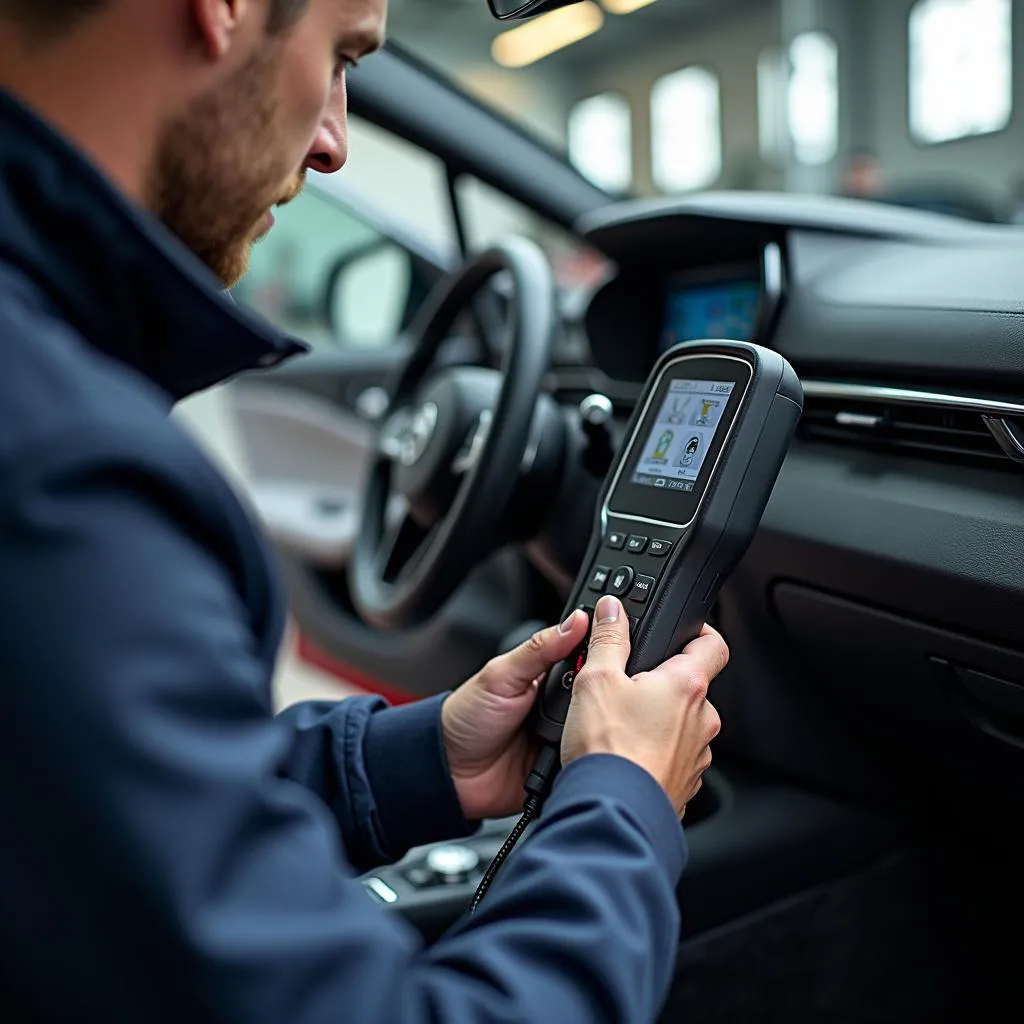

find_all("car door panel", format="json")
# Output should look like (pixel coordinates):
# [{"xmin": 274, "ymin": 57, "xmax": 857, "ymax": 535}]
[{"xmin": 232, "ymin": 381, "xmax": 373, "ymax": 569}]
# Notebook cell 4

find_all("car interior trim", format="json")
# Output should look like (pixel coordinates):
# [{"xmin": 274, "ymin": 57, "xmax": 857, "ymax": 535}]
[
  {"xmin": 753, "ymin": 240, "xmax": 785, "ymax": 341},
  {"xmin": 800, "ymin": 381, "xmax": 1024, "ymax": 418},
  {"xmin": 981, "ymin": 415, "xmax": 1024, "ymax": 466}
]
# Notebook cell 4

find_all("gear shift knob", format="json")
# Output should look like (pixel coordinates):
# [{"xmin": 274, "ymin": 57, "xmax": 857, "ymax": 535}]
[
  {"xmin": 579, "ymin": 393, "xmax": 613, "ymax": 427},
  {"xmin": 578, "ymin": 393, "xmax": 614, "ymax": 476}
]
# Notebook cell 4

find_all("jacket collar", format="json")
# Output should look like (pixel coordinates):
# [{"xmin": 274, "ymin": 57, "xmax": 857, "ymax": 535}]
[{"xmin": 0, "ymin": 89, "xmax": 307, "ymax": 401}]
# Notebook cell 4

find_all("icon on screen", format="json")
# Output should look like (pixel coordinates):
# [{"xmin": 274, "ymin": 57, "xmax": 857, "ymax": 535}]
[
  {"xmin": 679, "ymin": 435, "xmax": 701, "ymax": 469},
  {"xmin": 651, "ymin": 430, "xmax": 673, "ymax": 461},
  {"xmin": 667, "ymin": 397, "xmax": 689, "ymax": 424},
  {"xmin": 694, "ymin": 399, "xmax": 720, "ymax": 427}
]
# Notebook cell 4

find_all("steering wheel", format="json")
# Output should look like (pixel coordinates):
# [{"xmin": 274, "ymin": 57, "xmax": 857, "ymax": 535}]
[{"xmin": 350, "ymin": 237, "xmax": 556, "ymax": 629}]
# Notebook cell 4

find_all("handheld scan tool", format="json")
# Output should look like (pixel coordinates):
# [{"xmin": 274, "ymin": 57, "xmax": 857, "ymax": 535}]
[{"xmin": 471, "ymin": 341, "xmax": 803, "ymax": 912}]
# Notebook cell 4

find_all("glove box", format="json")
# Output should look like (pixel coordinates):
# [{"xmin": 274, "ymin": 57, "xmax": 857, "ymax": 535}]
[{"xmin": 771, "ymin": 582, "xmax": 1024, "ymax": 791}]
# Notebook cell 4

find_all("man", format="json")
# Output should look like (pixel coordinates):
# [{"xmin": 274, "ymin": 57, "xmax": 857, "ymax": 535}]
[
  {"xmin": 839, "ymin": 146, "xmax": 885, "ymax": 201},
  {"xmin": 0, "ymin": 1, "xmax": 728, "ymax": 1020}
]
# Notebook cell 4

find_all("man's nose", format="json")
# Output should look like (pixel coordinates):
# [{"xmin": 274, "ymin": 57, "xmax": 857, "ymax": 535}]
[{"xmin": 304, "ymin": 101, "xmax": 347, "ymax": 175}]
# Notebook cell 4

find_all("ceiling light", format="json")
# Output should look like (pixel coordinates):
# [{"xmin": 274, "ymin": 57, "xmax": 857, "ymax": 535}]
[
  {"xmin": 603, "ymin": 0, "xmax": 659, "ymax": 13},
  {"xmin": 491, "ymin": 3, "xmax": 604, "ymax": 68}
]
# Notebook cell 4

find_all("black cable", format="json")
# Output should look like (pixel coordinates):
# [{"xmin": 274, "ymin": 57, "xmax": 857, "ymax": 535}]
[
  {"xmin": 469, "ymin": 745, "xmax": 560, "ymax": 914},
  {"xmin": 467, "ymin": 797, "xmax": 539, "ymax": 915}
]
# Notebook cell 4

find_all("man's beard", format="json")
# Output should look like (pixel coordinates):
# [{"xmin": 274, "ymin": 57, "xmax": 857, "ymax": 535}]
[{"xmin": 146, "ymin": 43, "xmax": 303, "ymax": 288}]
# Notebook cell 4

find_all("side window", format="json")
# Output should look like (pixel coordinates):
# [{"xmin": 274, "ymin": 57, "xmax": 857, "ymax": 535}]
[
  {"xmin": 456, "ymin": 175, "xmax": 611, "ymax": 295},
  {"xmin": 234, "ymin": 115, "xmax": 454, "ymax": 351},
  {"xmin": 236, "ymin": 190, "xmax": 387, "ymax": 349},
  {"xmin": 342, "ymin": 117, "xmax": 457, "ymax": 256}
]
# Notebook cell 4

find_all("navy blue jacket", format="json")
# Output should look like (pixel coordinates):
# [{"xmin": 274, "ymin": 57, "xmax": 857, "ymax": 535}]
[{"xmin": 0, "ymin": 89, "xmax": 686, "ymax": 1022}]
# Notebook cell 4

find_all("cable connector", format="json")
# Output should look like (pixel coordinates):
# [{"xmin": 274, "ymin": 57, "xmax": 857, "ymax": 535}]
[{"xmin": 524, "ymin": 743, "xmax": 559, "ymax": 800}]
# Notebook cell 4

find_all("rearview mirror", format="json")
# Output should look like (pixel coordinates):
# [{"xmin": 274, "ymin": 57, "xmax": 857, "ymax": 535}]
[{"xmin": 487, "ymin": 0, "xmax": 581, "ymax": 20}]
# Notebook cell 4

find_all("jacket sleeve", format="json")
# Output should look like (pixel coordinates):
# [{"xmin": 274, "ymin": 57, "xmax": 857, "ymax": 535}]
[
  {"xmin": 0, "ymin": 422, "xmax": 686, "ymax": 1024},
  {"xmin": 274, "ymin": 694, "xmax": 477, "ymax": 870}
]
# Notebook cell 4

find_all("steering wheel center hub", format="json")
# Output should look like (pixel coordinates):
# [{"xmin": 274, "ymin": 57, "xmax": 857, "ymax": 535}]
[
  {"xmin": 397, "ymin": 401, "xmax": 438, "ymax": 469},
  {"xmin": 382, "ymin": 369, "xmax": 504, "ymax": 524}
]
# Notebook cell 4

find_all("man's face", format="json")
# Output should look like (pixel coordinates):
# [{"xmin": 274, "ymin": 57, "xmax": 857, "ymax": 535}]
[{"xmin": 148, "ymin": 0, "xmax": 386, "ymax": 287}]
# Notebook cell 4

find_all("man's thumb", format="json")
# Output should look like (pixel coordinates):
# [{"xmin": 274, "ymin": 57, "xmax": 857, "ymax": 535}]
[
  {"xmin": 586, "ymin": 596, "xmax": 631, "ymax": 672},
  {"xmin": 487, "ymin": 609, "xmax": 589, "ymax": 692}
]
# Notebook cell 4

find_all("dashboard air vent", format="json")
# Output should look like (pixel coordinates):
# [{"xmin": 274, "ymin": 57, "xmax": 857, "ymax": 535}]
[{"xmin": 799, "ymin": 383, "xmax": 1024, "ymax": 471}]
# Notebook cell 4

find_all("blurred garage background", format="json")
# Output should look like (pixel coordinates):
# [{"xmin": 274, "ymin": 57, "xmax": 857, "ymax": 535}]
[{"xmin": 175, "ymin": 0, "xmax": 1024, "ymax": 705}]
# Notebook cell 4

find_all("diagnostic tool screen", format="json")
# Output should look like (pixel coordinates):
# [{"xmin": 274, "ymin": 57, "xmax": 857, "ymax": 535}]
[
  {"xmin": 610, "ymin": 353, "xmax": 750, "ymax": 526},
  {"xmin": 632, "ymin": 379, "xmax": 737, "ymax": 491},
  {"xmin": 661, "ymin": 279, "xmax": 761, "ymax": 351}
]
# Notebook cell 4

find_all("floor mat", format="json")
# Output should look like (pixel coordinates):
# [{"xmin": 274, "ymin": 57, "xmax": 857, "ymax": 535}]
[{"xmin": 659, "ymin": 844, "xmax": 1016, "ymax": 1023}]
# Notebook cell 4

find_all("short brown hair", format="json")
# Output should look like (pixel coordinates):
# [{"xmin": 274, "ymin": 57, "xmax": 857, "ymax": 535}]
[
  {"xmin": 0, "ymin": 0, "xmax": 104, "ymax": 40},
  {"xmin": 0, "ymin": 0, "xmax": 311, "ymax": 42}
]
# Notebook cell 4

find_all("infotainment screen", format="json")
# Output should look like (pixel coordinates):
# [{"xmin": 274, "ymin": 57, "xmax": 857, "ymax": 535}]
[
  {"xmin": 631, "ymin": 379, "xmax": 736, "ymax": 491},
  {"xmin": 609, "ymin": 354, "xmax": 752, "ymax": 527},
  {"xmin": 661, "ymin": 278, "xmax": 761, "ymax": 351}
]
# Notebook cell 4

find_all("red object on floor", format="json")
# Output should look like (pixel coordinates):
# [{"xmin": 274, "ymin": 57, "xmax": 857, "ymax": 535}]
[{"xmin": 295, "ymin": 632, "xmax": 418, "ymax": 705}]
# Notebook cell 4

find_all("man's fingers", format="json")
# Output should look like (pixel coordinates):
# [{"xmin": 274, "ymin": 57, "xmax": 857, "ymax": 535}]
[
  {"xmin": 697, "ymin": 622, "xmax": 724, "ymax": 641},
  {"xmin": 681, "ymin": 747, "xmax": 714, "ymax": 818},
  {"xmin": 485, "ymin": 609, "xmax": 589, "ymax": 693},
  {"xmin": 701, "ymin": 700, "xmax": 722, "ymax": 743},
  {"xmin": 682, "ymin": 626, "xmax": 730, "ymax": 682},
  {"xmin": 585, "ymin": 596, "xmax": 631, "ymax": 675},
  {"xmin": 645, "ymin": 625, "xmax": 730, "ymax": 692},
  {"xmin": 687, "ymin": 623, "xmax": 729, "ymax": 666}
]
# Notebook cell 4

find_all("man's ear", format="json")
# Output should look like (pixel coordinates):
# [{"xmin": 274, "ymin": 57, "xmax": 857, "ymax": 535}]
[{"xmin": 190, "ymin": 0, "xmax": 254, "ymax": 60}]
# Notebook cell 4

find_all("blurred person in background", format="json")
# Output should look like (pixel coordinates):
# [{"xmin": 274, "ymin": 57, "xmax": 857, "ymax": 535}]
[
  {"xmin": 0, "ymin": 1, "xmax": 728, "ymax": 1021},
  {"xmin": 839, "ymin": 145, "xmax": 886, "ymax": 200}
]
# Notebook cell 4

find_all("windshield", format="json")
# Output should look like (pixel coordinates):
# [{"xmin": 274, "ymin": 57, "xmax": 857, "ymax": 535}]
[{"xmin": 389, "ymin": 0, "xmax": 1019, "ymax": 224}]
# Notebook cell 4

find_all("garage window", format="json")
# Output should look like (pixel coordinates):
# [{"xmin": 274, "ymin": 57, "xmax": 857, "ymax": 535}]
[
  {"xmin": 909, "ymin": 0, "xmax": 1012, "ymax": 144},
  {"xmin": 568, "ymin": 92, "xmax": 633, "ymax": 193},
  {"xmin": 651, "ymin": 67, "xmax": 722, "ymax": 193}
]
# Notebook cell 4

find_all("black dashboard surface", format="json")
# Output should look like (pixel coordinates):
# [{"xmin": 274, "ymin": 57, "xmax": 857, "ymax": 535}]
[
  {"xmin": 580, "ymin": 191, "xmax": 1024, "ymax": 388},
  {"xmin": 569, "ymin": 191, "xmax": 1024, "ymax": 816}
]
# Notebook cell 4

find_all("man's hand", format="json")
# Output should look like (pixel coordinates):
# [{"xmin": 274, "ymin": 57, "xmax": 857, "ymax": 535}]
[
  {"xmin": 442, "ymin": 610, "xmax": 589, "ymax": 821},
  {"xmin": 562, "ymin": 595, "xmax": 728, "ymax": 818}
]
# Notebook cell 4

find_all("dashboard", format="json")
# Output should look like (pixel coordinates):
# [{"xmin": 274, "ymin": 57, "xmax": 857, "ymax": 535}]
[
  {"xmin": 579, "ymin": 227, "xmax": 784, "ymax": 386},
  {"xmin": 560, "ymin": 191, "xmax": 1024, "ymax": 817}
]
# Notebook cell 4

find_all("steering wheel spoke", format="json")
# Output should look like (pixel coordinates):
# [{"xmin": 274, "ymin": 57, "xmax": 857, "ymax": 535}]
[
  {"xmin": 378, "ymin": 500, "xmax": 431, "ymax": 582},
  {"xmin": 452, "ymin": 410, "xmax": 492, "ymax": 476}
]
